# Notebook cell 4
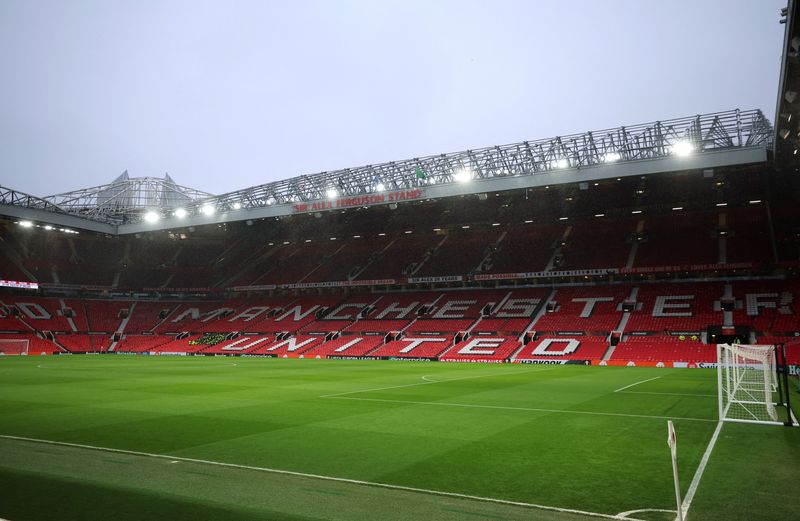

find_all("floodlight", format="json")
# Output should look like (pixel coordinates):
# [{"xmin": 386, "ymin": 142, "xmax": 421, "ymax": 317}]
[
  {"xmin": 43, "ymin": 225, "xmax": 53, "ymax": 230},
  {"xmin": 453, "ymin": 168, "xmax": 472, "ymax": 182},
  {"xmin": 604, "ymin": 152, "xmax": 621, "ymax": 163},
  {"xmin": 326, "ymin": 188, "xmax": 338, "ymax": 199},
  {"xmin": 232, "ymin": 202, "xmax": 242, "ymax": 210},
  {"xmin": 202, "ymin": 204, "xmax": 216, "ymax": 216},
  {"xmin": 144, "ymin": 211, "xmax": 160, "ymax": 223},
  {"xmin": 671, "ymin": 141, "xmax": 693, "ymax": 156},
  {"xmin": 19, "ymin": 221, "xmax": 33, "ymax": 228},
  {"xmin": 555, "ymin": 158, "xmax": 569, "ymax": 169},
  {"xmin": 376, "ymin": 182, "xmax": 385, "ymax": 192},
  {"xmin": 174, "ymin": 208, "xmax": 187, "ymax": 218}
]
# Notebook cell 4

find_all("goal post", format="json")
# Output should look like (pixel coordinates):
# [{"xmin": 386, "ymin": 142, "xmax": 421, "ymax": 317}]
[
  {"xmin": 717, "ymin": 343, "xmax": 796, "ymax": 427},
  {"xmin": 0, "ymin": 338, "xmax": 30, "ymax": 356}
]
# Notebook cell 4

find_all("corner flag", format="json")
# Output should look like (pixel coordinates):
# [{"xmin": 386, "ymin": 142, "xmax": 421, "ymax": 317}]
[{"xmin": 667, "ymin": 421, "xmax": 683, "ymax": 521}]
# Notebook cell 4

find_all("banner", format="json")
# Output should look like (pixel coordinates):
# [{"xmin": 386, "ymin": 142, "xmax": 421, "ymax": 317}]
[
  {"xmin": 474, "ymin": 268, "xmax": 618, "ymax": 281},
  {"xmin": 278, "ymin": 279, "xmax": 395, "ymax": 289},
  {"xmin": 406, "ymin": 275, "xmax": 464, "ymax": 283},
  {"xmin": 619, "ymin": 262, "xmax": 753, "ymax": 275},
  {"xmin": 292, "ymin": 189, "xmax": 424, "ymax": 214},
  {"xmin": 0, "ymin": 279, "xmax": 38, "ymax": 290},
  {"xmin": 231, "ymin": 284, "xmax": 278, "ymax": 292}
]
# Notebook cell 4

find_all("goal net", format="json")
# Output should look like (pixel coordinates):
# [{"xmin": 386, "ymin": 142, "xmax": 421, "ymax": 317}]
[
  {"xmin": 717, "ymin": 343, "xmax": 785, "ymax": 425},
  {"xmin": 0, "ymin": 338, "xmax": 30, "ymax": 356}
]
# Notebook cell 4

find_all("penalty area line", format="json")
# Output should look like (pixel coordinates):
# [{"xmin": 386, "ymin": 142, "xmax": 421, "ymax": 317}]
[
  {"xmin": 0, "ymin": 433, "xmax": 646, "ymax": 521},
  {"xmin": 325, "ymin": 396, "xmax": 716, "ymax": 423},
  {"xmin": 320, "ymin": 367, "xmax": 556, "ymax": 398},
  {"xmin": 613, "ymin": 376, "xmax": 662, "ymax": 393}
]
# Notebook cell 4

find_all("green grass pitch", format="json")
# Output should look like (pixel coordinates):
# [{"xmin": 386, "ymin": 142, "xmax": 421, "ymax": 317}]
[{"xmin": 0, "ymin": 355, "xmax": 797, "ymax": 521}]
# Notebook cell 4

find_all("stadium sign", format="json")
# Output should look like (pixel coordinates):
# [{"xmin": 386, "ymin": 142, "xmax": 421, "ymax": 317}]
[
  {"xmin": 0, "ymin": 279, "xmax": 38, "ymax": 290},
  {"xmin": 292, "ymin": 189, "xmax": 424, "ymax": 214},
  {"xmin": 406, "ymin": 275, "xmax": 463, "ymax": 283},
  {"xmin": 474, "ymin": 268, "xmax": 618, "ymax": 281}
]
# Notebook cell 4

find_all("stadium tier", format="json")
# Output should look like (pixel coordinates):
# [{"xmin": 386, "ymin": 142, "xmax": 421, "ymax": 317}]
[{"xmin": 0, "ymin": 279, "xmax": 796, "ymax": 365}]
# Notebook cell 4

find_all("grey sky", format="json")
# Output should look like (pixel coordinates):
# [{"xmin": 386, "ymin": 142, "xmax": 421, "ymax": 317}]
[{"xmin": 0, "ymin": 0, "xmax": 787, "ymax": 197}]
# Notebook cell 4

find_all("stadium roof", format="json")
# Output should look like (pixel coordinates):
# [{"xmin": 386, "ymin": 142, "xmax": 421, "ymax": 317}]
[{"xmin": 0, "ymin": 108, "xmax": 773, "ymax": 236}]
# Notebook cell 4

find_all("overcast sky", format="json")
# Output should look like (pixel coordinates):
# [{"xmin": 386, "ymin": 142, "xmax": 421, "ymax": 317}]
[{"xmin": 0, "ymin": 0, "xmax": 787, "ymax": 197}]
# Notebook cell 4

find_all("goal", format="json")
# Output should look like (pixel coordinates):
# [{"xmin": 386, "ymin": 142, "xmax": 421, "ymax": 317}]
[
  {"xmin": 0, "ymin": 338, "xmax": 30, "ymax": 356},
  {"xmin": 717, "ymin": 343, "xmax": 795, "ymax": 426}
]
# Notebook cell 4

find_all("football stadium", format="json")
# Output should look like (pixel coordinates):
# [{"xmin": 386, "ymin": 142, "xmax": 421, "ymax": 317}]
[{"xmin": 1, "ymin": 3, "xmax": 800, "ymax": 521}]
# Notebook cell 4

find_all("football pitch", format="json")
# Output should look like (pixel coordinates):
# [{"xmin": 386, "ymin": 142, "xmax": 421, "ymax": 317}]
[{"xmin": 0, "ymin": 356, "xmax": 797, "ymax": 521}]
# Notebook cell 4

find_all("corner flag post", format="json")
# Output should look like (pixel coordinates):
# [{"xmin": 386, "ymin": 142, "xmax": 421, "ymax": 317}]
[{"xmin": 668, "ymin": 420, "xmax": 684, "ymax": 521}]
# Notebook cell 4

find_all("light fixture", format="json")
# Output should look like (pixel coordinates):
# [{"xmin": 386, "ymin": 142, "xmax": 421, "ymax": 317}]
[
  {"xmin": 671, "ymin": 141, "xmax": 694, "ymax": 156},
  {"xmin": 604, "ymin": 152, "xmax": 621, "ymax": 162},
  {"xmin": 780, "ymin": 128, "xmax": 792, "ymax": 140},
  {"xmin": 453, "ymin": 168, "xmax": 472, "ymax": 182},
  {"xmin": 330, "ymin": 237, "xmax": 337, "ymax": 241},
  {"xmin": 749, "ymin": 199, "xmax": 762, "ymax": 204},
  {"xmin": 326, "ymin": 188, "xmax": 338, "ymax": 199},
  {"xmin": 232, "ymin": 202, "xmax": 242, "ymax": 210},
  {"xmin": 202, "ymin": 204, "xmax": 216, "ymax": 216},
  {"xmin": 462, "ymin": 225, "xmax": 470, "ymax": 229},
  {"xmin": 43, "ymin": 225, "xmax": 53, "ymax": 230},
  {"xmin": 559, "ymin": 217, "xmax": 569, "ymax": 221},
  {"xmin": 353, "ymin": 235, "xmax": 361, "ymax": 238},
  {"xmin": 144, "ymin": 211, "xmax": 160, "ymax": 223},
  {"xmin": 555, "ymin": 158, "xmax": 569, "ymax": 169},
  {"xmin": 492, "ymin": 223, "xmax": 501, "ymax": 226},
  {"xmin": 672, "ymin": 206, "xmax": 684, "ymax": 211},
  {"xmin": 716, "ymin": 202, "xmax": 727, "ymax": 207},
  {"xmin": 376, "ymin": 182, "xmax": 385, "ymax": 192},
  {"xmin": 174, "ymin": 208, "xmax": 187, "ymax": 218},
  {"xmin": 631, "ymin": 210, "xmax": 643, "ymax": 214},
  {"xmin": 404, "ymin": 230, "xmax": 412, "ymax": 234},
  {"xmin": 524, "ymin": 219, "xmax": 533, "ymax": 223},
  {"xmin": 19, "ymin": 221, "xmax": 33, "ymax": 228},
  {"xmin": 305, "ymin": 239, "xmax": 312, "ymax": 243},
  {"xmin": 378, "ymin": 232, "xmax": 386, "ymax": 236},
  {"xmin": 594, "ymin": 213, "xmax": 605, "ymax": 217}
]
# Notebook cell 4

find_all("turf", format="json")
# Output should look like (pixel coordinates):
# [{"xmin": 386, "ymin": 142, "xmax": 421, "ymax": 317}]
[{"xmin": 0, "ymin": 355, "xmax": 797, "ymax": 521}]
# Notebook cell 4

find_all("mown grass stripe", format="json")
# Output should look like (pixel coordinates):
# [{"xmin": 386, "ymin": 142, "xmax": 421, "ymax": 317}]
[{"xmin": 0, "ymin": 434, "xmax": 647, "ymax": 521}]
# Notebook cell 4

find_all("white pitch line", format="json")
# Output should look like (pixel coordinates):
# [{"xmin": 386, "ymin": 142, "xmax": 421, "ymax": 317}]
[
  {"xmin": 320, "ymin": 367, "xmax": 556, "ymax": 398},
  {"xmin": 421, "ymin": 375, "xmax": 438, "ymax": 382},
  {"xmin": 616, "ymin": 391, "xmax": 716, "ymax": 398},
  {"xmin": 616, "ymin": 508, "xmax": 676, "ymax": 519},
  {"xmin": 681, "ymin": 420, "xmax": 724, "ymax": 519},
  {"xmin": 613, "ymin": 376, "xmax": 662, "ymax": 393},
  {"xmin": 0, "ymin": 433, "xmax": 645, "ymax": 521},
  {"xmin": 326, "ymin": 396, "xmax": 717, "ymax": 423}
]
